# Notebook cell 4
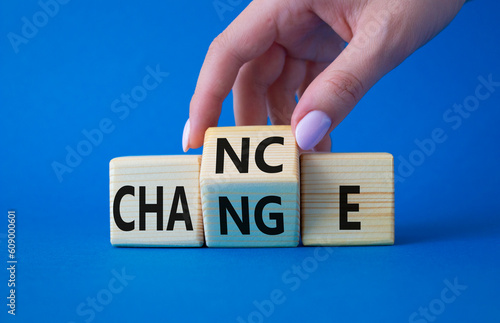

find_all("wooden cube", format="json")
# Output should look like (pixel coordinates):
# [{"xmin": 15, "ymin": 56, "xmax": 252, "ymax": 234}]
[
  {"xmin": 301, "ymin": 153, "xmax": 394, "ymax": 246},
  {"xmin": 110, "ymin": 155, "xmax": 204, "ymax": 247},
  {"xmin": 200, "ymin": 126, "xmax": 300, "ymax": 247}
]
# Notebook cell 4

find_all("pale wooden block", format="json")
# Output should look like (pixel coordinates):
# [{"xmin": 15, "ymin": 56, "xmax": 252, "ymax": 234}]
[
  {"xmin": 110, "ymin": 155, "xmax": 204, "ymax": 247},
  {"xmin": 301, "ymin": 153, "xmax": 394, "ymax": 246},
  {"xmin": 200, "ymin": 126, "xmax": 300, "ymax": 247}
]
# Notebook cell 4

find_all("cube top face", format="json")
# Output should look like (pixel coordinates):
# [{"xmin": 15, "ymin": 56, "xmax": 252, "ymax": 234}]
[
  {"xmin": 200, "ymin": 126, "xmax": 299, "ymax": 185},
  {"xmin": 110, "ymin": 155, "xmax": 204, "ymax": 247},
  {"xmin": 301, "ymin": 153, "xmax": 394, "ymax": 246},
  {"xmin": 200, "ymin": 126, "xmax": 300, "ymax": 247}
]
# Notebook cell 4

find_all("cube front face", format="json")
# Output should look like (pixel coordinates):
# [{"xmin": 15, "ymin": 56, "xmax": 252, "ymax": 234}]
[
  {"xmin": 200, "ymin": 126, "xmax": 300, "ymax": 247},
  {"xmin": 110, "ymin": 155, "xmax": 204, "ymax": 247},
  {"xmin": 301, "ymin": 153, "xmax": 394, "ymax": 246}
]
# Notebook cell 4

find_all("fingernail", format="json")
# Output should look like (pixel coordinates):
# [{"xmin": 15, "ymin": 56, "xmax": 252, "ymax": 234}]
[
  {"xmin": 295, "ymin": 110, "xmax": 331, "ymax": 151},
  {"xmin": 182, "ymin": 118, "xmax": 190, "ymax": 152}
]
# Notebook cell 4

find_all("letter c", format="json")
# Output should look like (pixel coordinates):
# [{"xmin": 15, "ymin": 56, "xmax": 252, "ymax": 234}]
[
  {"xmin": 255, "ymin": 137, "xmax": 284, "ymax": 173},
  {"xmin": 113, "ymin": 186, "xmax": 135, "ymax": 231}
]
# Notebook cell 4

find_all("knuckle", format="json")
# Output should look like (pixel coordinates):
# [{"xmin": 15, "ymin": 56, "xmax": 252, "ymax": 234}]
[
  {"xmin": 209, "ymin": 33, "xmax": 227, "ymax": 53},
  {"xmin": 324, "ymin": 71, "xmax": 364, "ymax": 106},
  {"xmin": 210, "ymin": 32, "xmax": 245, "ymax": 66}
]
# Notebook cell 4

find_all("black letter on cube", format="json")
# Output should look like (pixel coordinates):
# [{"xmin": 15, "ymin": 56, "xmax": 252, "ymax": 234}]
[
  {"xmin": 219, "ymin": 196, "xmax": 250, "ymax": 235},
  {"xmin": 139, "ymin": 186, "xmax": 163, "ymax": 231},
  {"xmin": 216, "ymin": 138, "xmax": 250, "ymax": 174},
  {"xmin": 113, "ymin": 185, "xmax": 135, "ymax": 231},
  {"xmin": 255, "ymin": 195, "xmax": 284, "ymax": 235},
  {"xmin": 255, "ymin": 137, "xmax": 284, "ymax": 173},
  {"xmin": 339, "ymin": 185, "xmax": 361, "ymax": 230},
  {"xmin": 167, "ymin": 186, "xmax": 193, "ymax": 231}
]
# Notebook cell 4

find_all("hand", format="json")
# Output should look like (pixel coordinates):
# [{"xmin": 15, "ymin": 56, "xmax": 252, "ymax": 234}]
[{"xmin": 183, "ymin": 0, "xmax": 466, "ymax": 152}]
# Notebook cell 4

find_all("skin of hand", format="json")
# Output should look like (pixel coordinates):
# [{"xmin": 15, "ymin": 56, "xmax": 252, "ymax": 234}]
[{"xmin": 183, "ymin": 0, "xmax": 467, "ymax": 152}]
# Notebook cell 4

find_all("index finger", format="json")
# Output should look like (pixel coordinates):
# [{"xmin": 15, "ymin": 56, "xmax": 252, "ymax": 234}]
[{"xmin": 186, "ymin": 0, "xmax": 280, "ymax": 150}]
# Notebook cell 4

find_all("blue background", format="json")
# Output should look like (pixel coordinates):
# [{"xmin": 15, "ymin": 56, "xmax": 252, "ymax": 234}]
[{"xmin": 1, "ymin": 0, "xmax": 499, "ymax": 322}]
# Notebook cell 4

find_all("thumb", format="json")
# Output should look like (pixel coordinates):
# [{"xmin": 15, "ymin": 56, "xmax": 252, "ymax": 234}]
[{"xmin": 292, "ymin": 37, "xmax": 395, "ymax": 151}]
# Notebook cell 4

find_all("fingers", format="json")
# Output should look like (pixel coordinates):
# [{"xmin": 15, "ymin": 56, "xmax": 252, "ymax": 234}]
[
  {"xmin": 186, "ymin": 1, "xmax": 280, "ymax": 150},
  {"xmin": 233, "ymin": 44, "xmax": 286, "ymax": 126},
  {"xmin": 266, "ymin": 57, "xmax": 306, "ymax": 125},
  {"xmin": 297, "ymin": 32, "xmax": 345, "ymax": 100},
  {"xmin": 292, "ymin": 34, "xmax": 392, "ymax": 151},
  {"xmin": 297, "ymin": 61, "xmax": 331, "ymax": 100}
]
